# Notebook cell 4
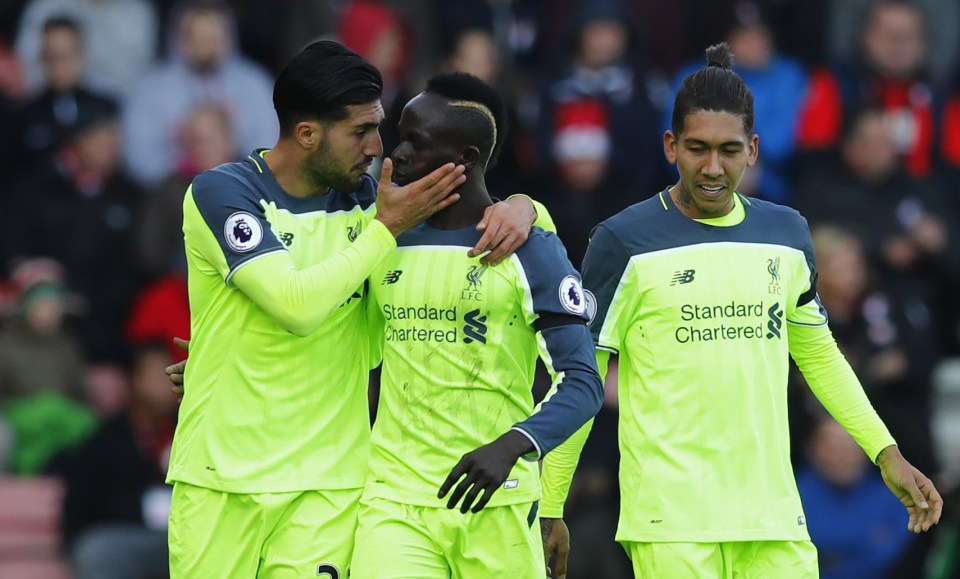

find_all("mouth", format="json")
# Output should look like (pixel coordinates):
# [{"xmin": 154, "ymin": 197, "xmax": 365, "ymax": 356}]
[
  {"xmin": 392, "ymin": 170, "xmax": 408, "ymax": 186},
  {"xmin": 698, "ymin": 184, "xmax": 726, "ymax": 198}
]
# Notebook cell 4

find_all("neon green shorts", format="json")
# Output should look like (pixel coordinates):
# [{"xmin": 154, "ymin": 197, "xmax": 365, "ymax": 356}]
[
  {"xmin": 168, "ymin": 481, "xmax": 362, "ymax": 579},
  {"xmin": 350, "ymin": 496, "xmax": 545, "ymax": 578},
  {"xmin": 624, "ymin": 540, "xmax": 819, "ymax": 578}
]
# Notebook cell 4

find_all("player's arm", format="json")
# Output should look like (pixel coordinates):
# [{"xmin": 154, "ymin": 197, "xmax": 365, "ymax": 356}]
[
  {"xmin": 188, "ymin": 161, "xmax": 464, "ymax": 337},
  {"xmin": 787, "ymin": 216, "xmax": 942, "ymax": 533},
  {"xmin": 538, "ymin": 348, "xmax": 610, "ymax": 579},
  {"xmin": 440, "ymin": 235, "xmax": 603, "ymax": 515},
  {"xmin": 468, "ymin": 194, "xmax": 556, "ymax": 265},
  {"xmin": 538, "ymin": 224, "xmax": 630, "ymax": 574},
  {"xmin": 540, "ymin": 224, "xmax": 630, "ymax": 515},
  {"xmin": 789, "ymin": 322, "xmax": 943, "ymax": 533}
]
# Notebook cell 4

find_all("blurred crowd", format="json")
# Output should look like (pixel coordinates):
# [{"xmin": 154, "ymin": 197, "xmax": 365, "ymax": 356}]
[{"xmin": 0, "ymin": 0, "xmax": 959, "ymax": 577}]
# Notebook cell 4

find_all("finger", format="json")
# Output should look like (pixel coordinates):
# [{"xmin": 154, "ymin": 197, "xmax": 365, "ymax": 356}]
[
  {"xmin": 379, "ymin": 156, "xmax": 394, "ymax": 185},
  {"xmin": 428, "ymin": 191, "xmax": 461, "ymax": 215},
  {"xmin": 469, "ymin": 221, "xmax": 502, "ymax": 258},
  {"xmin": 481, "ymin": 231, "xmax": 521, "ymax": 266},
  {"xmin": 475, "ymin": 205, "xmax": 496, "ymax": 232},
  {"xmin": 556, "ymin": 549, "xmax": 568, "ymax": 579},
  {"xmin": 173, "ymin": 337, "xmax": 190, "ymax": 353},
  {"xmin": 426, "ymin": 167, "xmax": 466, "ymax": 203},
  {"xmin": 470, "ymin": 485, "xmax": 496, "ymax": 513},
  {"xmin": 556, "ymin": 538, "xmax": 569, "ymax": 579},
  {"xmin": 416, "ymin": 163, "xmax": 459, "ymax": 199},
  {"xmin": 438, "ymin": 460, "xmax": 468, "ymax": 498},
  {"xmin": 916, "ymin": 478, "xmax": 943, "ymax": 531},
  {"xmin": 446, "ymin": 472, "xmax": 479, "ymax": 510},
  {"xmin": 172, "ymin": 385, "xmax": 184, "ymax": 395},
  {"xmin": 459, "ymin": 481, "xmax": 485, "ymax": 514}
]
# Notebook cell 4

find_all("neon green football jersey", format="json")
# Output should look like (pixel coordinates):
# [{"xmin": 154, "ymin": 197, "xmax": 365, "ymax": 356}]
[
  {"xmin": 586, "ymin": 191, "xmax": 827, "ymax": 543},
  {"xmin": 167, "ymin": 151, "xmax": 384, "ymax": 493},
  {"xmin": 363, "ymin": 223, "xmax": 602, "ymax": 508}
]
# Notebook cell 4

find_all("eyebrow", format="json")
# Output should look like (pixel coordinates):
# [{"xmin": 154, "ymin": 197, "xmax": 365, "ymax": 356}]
[
  {"xmin": 353, "ymin": 120, "xmax": 382, "ymax": 131},
  {"xmin": 683, "ymin": 138, "xmax": 744, "ymax": 148}
]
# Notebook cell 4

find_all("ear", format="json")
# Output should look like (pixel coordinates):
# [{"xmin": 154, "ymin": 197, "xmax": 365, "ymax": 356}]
[
  {"xmin": 663, "ymin": 130, "xmax": 678, "ymax": 165},
  {"xmin": 458, "ymin": 146, "xmax": 481, "ymax": 171},
  {"xmin": 747, "ymin": 134, "xmax": 759, "ymax": 167},
  {"xmin": 294, "ymin": 121, "xmax": 323, "ymax": 150}
]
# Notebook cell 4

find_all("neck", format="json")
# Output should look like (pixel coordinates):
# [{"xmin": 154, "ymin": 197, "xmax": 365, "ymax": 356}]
[
  {"xmin": 427, "ymin": 172, "xmax": 492, "ymax": 230},
  {"xmin": 263, "ymin": 141, "xmax": 328, "ymax": 198},
  {"xmin": 669, "ymin": 182, "xmax": 735, "ymax": 219}
]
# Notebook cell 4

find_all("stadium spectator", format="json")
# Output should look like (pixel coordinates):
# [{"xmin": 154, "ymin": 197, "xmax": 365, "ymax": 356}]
[
  {"xmin": 0, "ymin": 258, "xmax": 85, "ymax": 408},
  {"xmin": 121, "ymin": 0, "xmax": 277, "ymax": 186},
  {"xmin": 14, "ymin": 0, "xmax": 157, "ymax": 99},
  {"xmin": 5, "ymin": 99, "xmax": 143, "ymax": 362},
  {"xmin": 795, "ymin": 106, "xmax": 960, "ymax": 380},
  {"xmin": 539, "ymin": 96, "xmax": 629, "ymax": 266},
  {"xmin": 536, "ymin": 0, "xmax": 663, "ymax": 208},
  {"xmin": 133, "ymin": 102, "xmax": 238, "ymax": 278},
  {"xmin": 796, "ymin": 0, "xmax": 959, "ymax": 180},
  {"xmin": 541, "ymin": 42, "xmax": 942, "ymax": 577},
  {"xmin": 62, "ymin": 341, "xmax": 176, "ymax": 579},
  {"xmin": 12, "ymin": 16, "xmax": 117, "ymax": 174},
  {"xmin": 0, "ymin": 258, "xmax": 95, "ymax": 475},
  {"xmin": 825, "ymin": 0, "xmax": 959, "ymax": 87}
]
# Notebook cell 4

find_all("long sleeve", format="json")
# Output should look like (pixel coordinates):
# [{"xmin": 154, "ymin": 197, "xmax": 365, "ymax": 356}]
[
  {"xmin": 789, "ymin": 323, "xmax": 896, "ymax": 462},
  {"xmin": 509, "ymin": 233, "xmax": 603, "ymax": 459},
  {"xmin": 231, "ymin": 219, "xmax": 395, "ymax": 336},
  {"xmin": 539, "ymin": 349, "xmax": 611, "ymax": 517}
]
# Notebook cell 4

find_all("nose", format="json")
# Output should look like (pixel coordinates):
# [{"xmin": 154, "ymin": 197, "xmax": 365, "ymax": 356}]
[
  {"xmin": 390, "ymin": 142, "xmax": 409, "ymax": 165},
  {"xmin": 702, "ymin": 150, "xmax": 723, "ymax": 178},
  {"xmin": 365, "ymin": 131, "xmax": 384, "ymax": 158}
]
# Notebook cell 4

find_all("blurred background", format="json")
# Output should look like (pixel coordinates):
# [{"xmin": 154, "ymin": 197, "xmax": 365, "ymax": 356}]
[{"xmin": 0, "ymin": 0, "xmax": 958, "ymax": 577}]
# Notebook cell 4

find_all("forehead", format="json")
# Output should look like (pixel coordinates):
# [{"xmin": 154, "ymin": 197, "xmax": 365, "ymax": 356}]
[
  {"xmin": 399, "ymin": 93, "xmax": 450, "ymax": 128},
  {"xmin": 679, "ymin": 110, "xmax": 751, "ymax": 144},
  {"xmin": 338, "ymin": 100, "xmax": 386, "ymax": 126}
]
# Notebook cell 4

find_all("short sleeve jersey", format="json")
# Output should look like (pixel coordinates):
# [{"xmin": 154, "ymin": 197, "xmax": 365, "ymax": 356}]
[
  {"xmin": 167, "ymin": 151, "xmax": 377, "ymax": 493},
  {"xmin": 585, "ymin": 191, "xmax": 827, "ymax": 543},
  {"xmin": 364, "ymin": 224, "xmax": 598, "ymax": 508}
]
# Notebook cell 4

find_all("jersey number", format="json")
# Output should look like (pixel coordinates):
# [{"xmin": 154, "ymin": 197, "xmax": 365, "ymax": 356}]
[{"xmin": 316, "ymin": 564, "xmax": 340, "ymax": 578}]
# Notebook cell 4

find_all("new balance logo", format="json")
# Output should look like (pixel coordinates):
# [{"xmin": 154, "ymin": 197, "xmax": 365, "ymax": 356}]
[
  {"xmin": 278, "ymin": 232, "xmax": 294, "ymax": 246},
  {"xmin": 381, "ymin": 270, "xmax": 403, "ymax": 285},
  {"xmin": 766, "ymin": 303, "xmax": 783, "ymax": 339},
  {"xmin": 463, "ymin": 309, "xmax": 488, "ymax": 344},
  {"xmin": 670, "ymin": 269, "xmax": 696, "ymax": 285}
]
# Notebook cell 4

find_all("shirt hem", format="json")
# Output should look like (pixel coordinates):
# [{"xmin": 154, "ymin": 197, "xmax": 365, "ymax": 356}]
[{"xmin": 166, "ymin": 472, "xmax": 366, "ymax": 494}]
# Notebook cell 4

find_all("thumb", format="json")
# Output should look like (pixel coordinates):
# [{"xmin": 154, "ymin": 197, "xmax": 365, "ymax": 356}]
[{"xmin": 379, "ymin": 157, "xmax": 394, "ymax": 185}]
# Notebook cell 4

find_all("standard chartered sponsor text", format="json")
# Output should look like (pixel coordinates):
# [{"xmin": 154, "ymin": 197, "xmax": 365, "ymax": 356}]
[
  {"xmin": 676, "ymin": 301, "xmax": 766, "ymax": 343},
  {"xmin": 383, "ymin": 303, "xmax": 458, "ymax": 343}
]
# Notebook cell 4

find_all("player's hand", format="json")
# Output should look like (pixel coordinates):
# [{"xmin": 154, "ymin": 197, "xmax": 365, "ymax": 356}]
[
  {"xmin": 438, "ymin": 430, "xmax": 534, "ymax": 514},
  {"xmin": 375, "ymin": 158, "xmax": 464, "ymax": 237},
  {"xmin": 876, "ymin": 445, "xmax": 943, "ymax": 533},
  {"xmin": 541, "ymin": 517, "xmax": 570, "ymax": 579},
  {"xmin": 468, "ymin": 195, "xmax": 537, "ymax": 265},
  {"xmin": 165, "ymin": 337, "xmax": 190, "ymax": 395}
]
